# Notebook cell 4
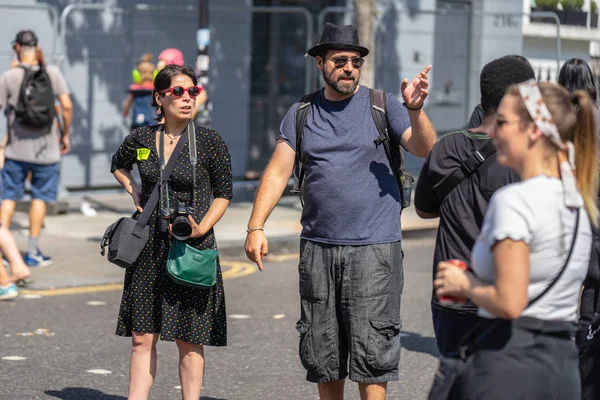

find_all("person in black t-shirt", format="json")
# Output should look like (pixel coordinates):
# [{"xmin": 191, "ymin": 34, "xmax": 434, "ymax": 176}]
[
  {"xmin": 466, "ymin": 56, "xmax": 532, "ymax": 129},
  {"xmin": 414, "ymin": 56, "xmax": 535, "ymax": 356}
]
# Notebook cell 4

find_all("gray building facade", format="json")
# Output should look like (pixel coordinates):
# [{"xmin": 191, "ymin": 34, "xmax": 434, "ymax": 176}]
[{"xmin": 0, "ymin": 0, "xmax": 525, "ymax": 193}]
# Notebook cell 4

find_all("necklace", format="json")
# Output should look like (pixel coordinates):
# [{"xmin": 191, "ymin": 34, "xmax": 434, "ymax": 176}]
[{"xmin": 164, "ymin": 131, "xmax": 180, "ymax": 145}]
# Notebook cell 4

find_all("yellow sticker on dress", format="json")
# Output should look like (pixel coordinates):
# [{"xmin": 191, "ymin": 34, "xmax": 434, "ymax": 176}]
[{"xmin": 137, "ymin": 148, "xmax": 150, "ymax": 161}]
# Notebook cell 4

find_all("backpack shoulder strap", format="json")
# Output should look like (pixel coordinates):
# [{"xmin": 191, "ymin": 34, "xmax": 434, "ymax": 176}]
[
  {"xmin": 432, "ymin": 137, "xmax": 496, "ymax": 201},
  {"xmin": 370, "ymin": 88, "xmax": 388, "ymax": 145},
  {"xmin": 292, "ymin": 90, "xmax": 319, "ymax": 195},
  {"xmin": 370, "ymin": 88, "xmax": 406, "ymax": 197}
]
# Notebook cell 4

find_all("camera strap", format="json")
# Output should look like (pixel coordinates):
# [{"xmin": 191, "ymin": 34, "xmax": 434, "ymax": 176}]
[
  {"xmin": 158, "ymin": 122, "xmax": 191, "ymax": 214},
  {"xmin": 188, "ymin": 121, "xmax": 197, "ymax": 208}
]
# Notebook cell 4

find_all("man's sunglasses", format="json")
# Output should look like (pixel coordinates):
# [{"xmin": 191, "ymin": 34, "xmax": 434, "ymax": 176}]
[
  {"xmin": 328, "ymin": 57, "xmax": 365, "ymax": 69},
  {"xmin": 159, "ymin": 86, "xmax": 203, "ymax": 98}
]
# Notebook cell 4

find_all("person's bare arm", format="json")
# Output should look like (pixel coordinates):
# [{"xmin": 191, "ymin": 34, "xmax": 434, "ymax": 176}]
[
  {"xmin": 58, "ymin": 93, "xmax": 72, "ymax": 135},
  {"xmin": 435, "ymin": 239, "xmax": 530, "ymax": 319},
  {"xmin": 399, "ymin": 65, "xmax": 437, "ymax": 158},
  {"xmin": 58, "ymin": 93, "xmax": 73, "ymax": 155},
  {"xmin": 400, "ymin": 111, "xmax": 436, "ymax": 158},
  {"xmin": 466, "ymin": 239, "xmax": 529, "ymax": 319},
  {"xmin": 0, "ymin": 135, "xmax": 7, "ymax": 169},
  {"xmin": 415, "ymin": 208, "xmax": 439, "ymax": 219},
  {"xmin": 122, "ymin": 93, "xmax": 134, "ymax": 117},
  {"xmin": 184, "ymin": 198, "xmax": 230, "ymax": 239},
  {"xmin": 113, "ymin": 168, "xmax": 143, "ymax": 213},
  {"xmin": 244, "ymin": 139, "xmax": 296, "ymax": 271}
]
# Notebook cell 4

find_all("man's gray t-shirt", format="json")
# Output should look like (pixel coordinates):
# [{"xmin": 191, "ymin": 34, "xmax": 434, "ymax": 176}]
[
  {"xmin": 0, "ymin": 63, "xmax": 69, "ymax": 165},
  {"xmin": 279, "ymin": 85, "xmax": 411, "ymax": 245}
]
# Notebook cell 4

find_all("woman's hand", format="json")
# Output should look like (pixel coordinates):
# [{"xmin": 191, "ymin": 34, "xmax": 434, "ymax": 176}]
[
  {"xmin": 131, "ymin": 186, "xmax": 143, "ymax": 213},
  {"xmin": 187, "ymin": 215, "xmax": 207, "ymax": 239},
  {"xmin": 434, "ymin": 261, "xmax": 472, "ymax": 299}
]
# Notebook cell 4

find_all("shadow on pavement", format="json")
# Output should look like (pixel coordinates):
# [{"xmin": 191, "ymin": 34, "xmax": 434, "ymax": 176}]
[
  {"xmin": 45, "ymin": 388, "xmax": 126, "ymax": 400},
  {"xmin": 45, "ymin": 388, "xmax": 228, "ymax": 400},
  {"xmin": 402, "ymin": 330, "xmax": 440, "ymax": 358}
]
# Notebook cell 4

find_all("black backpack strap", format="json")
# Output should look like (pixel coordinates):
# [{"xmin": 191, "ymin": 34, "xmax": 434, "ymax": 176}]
[
  {"xmin": 527, "ymin": 208, "xmax": 579, "ymax": 307},
  {"xmin": 432, "ymin": 137, "xmax": 496, "ymax": 201},
  {"xmin": 291, "ymin": 91, "xmax": 320, "ymax": 196},
  {"xmin": 370, "ymin": 88, "xmax": 408, "ymax": 205}
]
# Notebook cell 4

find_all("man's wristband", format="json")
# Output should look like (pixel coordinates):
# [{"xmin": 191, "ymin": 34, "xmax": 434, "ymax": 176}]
[
  {"xmin": 246, "ymin": 227, "xmax": 264, "ymax": 234},
  {"xmin": 403, "ymin": 102, "xmax": 423, "ymax": 111}
]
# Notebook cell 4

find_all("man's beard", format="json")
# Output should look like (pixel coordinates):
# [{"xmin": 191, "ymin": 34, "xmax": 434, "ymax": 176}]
[{"xmin": 322, "ymin": 70, "xmax": 359, "ymax": 95}]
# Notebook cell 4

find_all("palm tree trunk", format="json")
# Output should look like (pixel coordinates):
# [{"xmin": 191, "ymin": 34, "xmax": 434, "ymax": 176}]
[{"xmin": 354, "ymin": 0, "xmax": 375, "ymax": 88}]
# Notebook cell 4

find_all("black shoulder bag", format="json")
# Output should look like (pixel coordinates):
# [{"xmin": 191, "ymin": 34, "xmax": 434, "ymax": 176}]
[
  {"xmin": 100, "ymin": 125, "xmax": 189, "ymax": 268},
  {"xmin": 429, "ymin": 209, "xmax": 580, "ymax": 399},
  {"xmin": 579, "ymin": 279, "xmax": 600, "ymax": 400}
]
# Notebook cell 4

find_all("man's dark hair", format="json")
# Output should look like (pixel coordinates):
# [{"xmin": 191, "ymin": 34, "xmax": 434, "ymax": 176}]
[
  {"xmin": 480, "ymin": 55, "xmax": 535, "ymax": 116},
  {"xmin": 12, "ymin": 29, "xmax": 38, "ymax": 47},
  {"xmin": 558, "ymin": 58, "xmax": 597, "ymax": 101},
  {"xmin": 152, "ymin": 64, "xmax": 197, "ymax": 119}
]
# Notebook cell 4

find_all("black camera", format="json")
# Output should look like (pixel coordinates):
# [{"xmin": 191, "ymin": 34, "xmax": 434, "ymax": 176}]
[{"xmin": 160, "ymin": 201, "xmax": 195, "ymax": 240}]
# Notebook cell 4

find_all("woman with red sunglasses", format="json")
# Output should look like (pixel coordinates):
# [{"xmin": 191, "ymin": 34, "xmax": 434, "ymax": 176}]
[{"xmin": 111, "ymin": 64, "xmax": 232, "ymax": 400}]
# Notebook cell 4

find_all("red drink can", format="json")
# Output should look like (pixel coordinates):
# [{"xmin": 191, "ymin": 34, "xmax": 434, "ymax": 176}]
[{"xmin": 438, "ymin": 259, "xmax": 468, "ymax": 305}]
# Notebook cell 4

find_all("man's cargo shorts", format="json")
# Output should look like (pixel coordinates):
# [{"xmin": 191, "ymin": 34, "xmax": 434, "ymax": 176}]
[{"xmin": 295, "ymin": 239, "xmax": 404, "ymax": 384}]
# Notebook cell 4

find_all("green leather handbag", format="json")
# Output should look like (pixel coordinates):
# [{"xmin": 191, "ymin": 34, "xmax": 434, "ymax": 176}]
[{"xmin": 166, "ymin": 239, "xmax": 218, "ymax": 288}]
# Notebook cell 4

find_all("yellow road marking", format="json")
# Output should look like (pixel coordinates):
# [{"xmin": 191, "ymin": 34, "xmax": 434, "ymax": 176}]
[
  {"xmin": 221, "ymin": 260, "xmax": 256, "ymax": 279},
  {"xmin": 264, "ymin": 253, "xmax": 299, "ymax": 263},
  {"xmin": 19, "ymin": 260, "xmax": 258, "ymax": 297},
  {"xmin": 20, "ymin": 283, "xmax": 123, "ymax": 297}
]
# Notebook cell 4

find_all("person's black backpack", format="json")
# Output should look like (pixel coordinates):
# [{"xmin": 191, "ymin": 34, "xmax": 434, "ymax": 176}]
[
  {"xmin": 14, "ymin": 64, "xmax": 56, "ymax": 129},
  {"xmin": 292, "ymin": 88, "xmax": 414, "ymax": 210}
]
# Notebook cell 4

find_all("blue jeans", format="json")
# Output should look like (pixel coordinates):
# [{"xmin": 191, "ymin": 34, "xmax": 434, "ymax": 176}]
[
  {"xmin": 2, "ymin": 159, "xmax": 60, "ymax": 202},
  {"xmin": 296, "ymin": 239, "xmax": 404, "ymax": 384}
]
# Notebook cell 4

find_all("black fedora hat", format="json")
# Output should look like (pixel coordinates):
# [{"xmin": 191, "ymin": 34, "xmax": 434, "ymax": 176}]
[{"xmin": 307, "ymin": 22, "xmax": 369, "ymax": 58}]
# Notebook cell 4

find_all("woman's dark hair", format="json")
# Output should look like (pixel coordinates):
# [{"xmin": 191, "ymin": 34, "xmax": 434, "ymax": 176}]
[
  {"xmin": 558, "ymin": 58, "xmax": 597, "ymax": 101},
  {"xmin": 152, "ymin": 64, "xmax": 197, "ymax": 119}
]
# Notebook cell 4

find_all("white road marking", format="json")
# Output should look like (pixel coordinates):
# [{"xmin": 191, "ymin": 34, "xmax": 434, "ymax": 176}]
[
  {"xmin": 86, "ymin": 369, "xmax": 112, "ymax": 375},
  {"xmin": 85, "ymin": 301, "xmax": 107, "ymax": 306},
  {"xmin": 20, "ymin": 294, "xmax": 42, "ymax": 299},
  {"xmin": 273, "ymin": 314, "xmax": 286, "ymax": 320},
  {"xmin": 34, "ymin": 329, "xmax": 55, "ymax": 336},
  {"xmin": 229, "ymin": 314, "xmax": 251, "ymax": 319},
  {"xmin": 2, "ymin": 356, "xmax": 26, "ymax": 361},
  {"xmin": 174, "ymin": 386, "xmax": 182, "ymax": 390}
]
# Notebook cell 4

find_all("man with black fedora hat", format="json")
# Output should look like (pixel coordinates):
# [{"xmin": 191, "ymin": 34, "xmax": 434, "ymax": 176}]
[
  {"xmin": 245, "ymin": 22, "xmax": 435, "ymax": 399},
  {"xmin": 0, "ymin": 29, "xmax": 72, "ymax": 269}
]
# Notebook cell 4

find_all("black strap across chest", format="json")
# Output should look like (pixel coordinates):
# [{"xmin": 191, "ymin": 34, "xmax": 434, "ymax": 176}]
[
  {"xmin": 432, "ymin": 137, "xmax": 497, "ymax": 201},
  {"xmin": 133, "ymin": 125, "xmax": 189, "ymax": 235}
]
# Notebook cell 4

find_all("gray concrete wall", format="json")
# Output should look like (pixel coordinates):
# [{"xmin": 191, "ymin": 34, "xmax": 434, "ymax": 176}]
[
  {"xmin": 468, "ymin": 0, "xmax": 525, "ymax": 116},
  {"xmin": 0, "ymin": 0, "xmax": 197, "ymax": 192},
  {"xmin": 208, "ymin": 1, "xmax": 252, "ymax": 180}
]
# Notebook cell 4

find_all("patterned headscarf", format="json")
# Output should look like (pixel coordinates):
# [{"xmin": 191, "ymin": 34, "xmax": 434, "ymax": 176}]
[{"xmin": 517, "ymin": 79, "xmax": 582, "ymax": 209}]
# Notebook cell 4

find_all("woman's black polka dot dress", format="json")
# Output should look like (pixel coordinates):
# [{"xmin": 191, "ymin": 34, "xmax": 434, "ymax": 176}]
[{"xmin": 110, "ymin": 124, "xmax": 232, "ymax": 345}]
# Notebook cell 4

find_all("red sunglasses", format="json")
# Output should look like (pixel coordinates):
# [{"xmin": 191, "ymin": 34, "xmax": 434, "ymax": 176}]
[{"xmin": 159, "ymin": 86, "xmax": 203, "ymax": 98}]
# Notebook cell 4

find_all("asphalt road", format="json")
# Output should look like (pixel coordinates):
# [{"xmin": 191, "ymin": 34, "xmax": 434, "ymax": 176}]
[{"xmin": 0, "ymin": 235, "xmax": 439, "ymax": 400}]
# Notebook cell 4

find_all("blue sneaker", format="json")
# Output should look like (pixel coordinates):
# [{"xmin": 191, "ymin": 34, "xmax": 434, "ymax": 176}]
[
  {"xmin": 0, "ymin": 284, "xmax": 18, "ymax": 300},
  {"xmin": 24, "ymin": 249, "xmax": 53, "ymax": 268}
]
